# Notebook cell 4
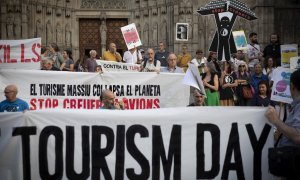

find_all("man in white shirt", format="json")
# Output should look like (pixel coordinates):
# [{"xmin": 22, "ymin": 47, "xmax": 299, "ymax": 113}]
[
  {"xmin": 246, "ymin": 32, "xmax": 263, "ymax": 72},
  {"xmin": 141, "ymin": 48, "xmax": 161, "ymax": 72},
  {"xmin": 123, "ymin": 47, "xmax": 142, "ymax": 64}
]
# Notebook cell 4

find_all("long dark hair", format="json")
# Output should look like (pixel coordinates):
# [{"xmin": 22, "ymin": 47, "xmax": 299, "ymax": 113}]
[
  {"xmin": 263, "ymin": 56, "xmax": 276, "ymax": 70},
  {"xmin": 64, "ymin": 49, "xmax": 73, "ymax": 60},
  {"xmin": 258, "ymin": 80, "xmax": 271, "ymax": 97}
]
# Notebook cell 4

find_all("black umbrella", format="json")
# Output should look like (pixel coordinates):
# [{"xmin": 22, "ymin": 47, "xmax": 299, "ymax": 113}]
[{"xmin": 197, "ymin": 0, "xmax": 257, "ymax": 20}]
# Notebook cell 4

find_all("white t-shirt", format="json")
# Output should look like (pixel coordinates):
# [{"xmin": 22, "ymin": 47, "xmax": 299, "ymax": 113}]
[
  {"xmin": 246, "ymin": 43, "xmax": 261, "ymax": 68},
  {"xmin": 123, "ymin": 50, "xmax": 142, "ymax": 64},
  {"xmin": 190, "ymin": 57, "xmax": 207, "ymax": 67}
]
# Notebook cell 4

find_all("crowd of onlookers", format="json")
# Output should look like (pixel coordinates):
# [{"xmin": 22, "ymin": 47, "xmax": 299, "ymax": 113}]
[{"xmin": 38, "ymin": 32, "xmax": 298, "ymax": 107}]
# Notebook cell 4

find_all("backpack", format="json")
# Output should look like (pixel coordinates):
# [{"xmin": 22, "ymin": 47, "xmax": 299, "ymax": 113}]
[{"xmin": 143, "ymin": 58, "xmax": 157, "ymax": 68}]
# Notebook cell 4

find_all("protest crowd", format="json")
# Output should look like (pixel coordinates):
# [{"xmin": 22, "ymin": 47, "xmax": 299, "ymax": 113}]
[
  {"xmin": 1, "ymin": 28, "xmax": 300, "ymax": 180},
  {"xmin": 33, "ymin": 32, "xmax": 295, "ymax": 108}
]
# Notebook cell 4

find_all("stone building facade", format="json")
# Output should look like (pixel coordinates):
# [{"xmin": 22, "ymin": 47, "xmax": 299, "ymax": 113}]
[{"xmin": 0, "ymin": 0, "xmax": 299, "ymax": 60}]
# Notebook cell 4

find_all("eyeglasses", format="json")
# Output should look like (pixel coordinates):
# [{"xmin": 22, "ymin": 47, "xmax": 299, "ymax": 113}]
[{"xmin": 239, "ymin": 65, "xmax": 245, "ymax": 67}]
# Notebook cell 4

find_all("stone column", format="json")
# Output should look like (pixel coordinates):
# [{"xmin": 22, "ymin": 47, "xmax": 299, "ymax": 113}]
[
  {"xmin": 21, "ymin": 3, "xmax": 28, "ymax": 39},
  {"xmin": 0, "ymin": 4, "xmax": 7, "ymax": 39}
]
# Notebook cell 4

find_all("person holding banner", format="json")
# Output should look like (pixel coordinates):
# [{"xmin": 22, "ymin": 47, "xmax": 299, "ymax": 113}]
[
  {"xmin": 265, "ymin": 70, "xmax": 300, "ymax": 179},
  {"xmin": 41, "ymin": 58, "xmax": 61, "ymax": 71},
  {"xmin": 100, "ymin": 90, "xmax": 124, "ymax": 110},
  {"xmin": 188, "ymin": 89, "xmax": 205, "ymax": 106},
  {"xmin": 160, "ymin": 53, "xmax": 184, "ymax": 73},
  {"xmin": 266, "ymin": 70, "xmax": 300, "ymax": 147},
  {"xmin": 49, "ymin": 43, "xmax": 64, "ymax": 69},
  {"xmin": 0, "ymin": 85, "xmax": 29, "ymax": 112},
  {"xmin": 103, "ymin": 43, "xmax": 122, "ymax": 62},
  {"xmin": 141, "ymin": 48, "xmax": 161, "ymax": 72},
  {"xmin": 60, "ymin": 49, "xmax": 74, "ymax": 71},
  {"xmin": 85, "ymin": 50, "xmax": 98, "ymax": 72}
]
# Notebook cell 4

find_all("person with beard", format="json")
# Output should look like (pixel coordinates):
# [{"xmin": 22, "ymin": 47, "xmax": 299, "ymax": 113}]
[
  {"xmin": 100, "ymin": 90, "xmax": 124, "ymax": 110},
  {"xmin": 140, "ymin": 48, "xmax": 161, "ymax": 72},
  {"xmin": 188, "ymin": 89, "xmax": 205, "ymax": 106},
  {"xmin": 263, "ymin": 33, "xmax": 281, "ymax": 66},
  {"xmin": 246, "ymin": 32, "xmax": 263, "ymax": 73}
]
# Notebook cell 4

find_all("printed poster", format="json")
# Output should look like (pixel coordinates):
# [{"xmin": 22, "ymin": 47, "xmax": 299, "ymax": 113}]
[
  {"xmin": 232, "ymin": 30, "xmax": 248, "ymax": 51},
  {"xmin": 271, "ymin": 67, "xmax": 295, "ymax": 104},
  {"xmin": 176, "ymin": 23, "xmax": 189, "ymax": 41},
  {"xmin": 290, "ymin": 56, "xmax": 300, "ymax": 70},
  {"xmin": 281, "ymin": 44, "xmax": 298, "ymax": 68},
  {"xmin": 121, "ymin": 23, "xmax": 142, "ymax": 50}
]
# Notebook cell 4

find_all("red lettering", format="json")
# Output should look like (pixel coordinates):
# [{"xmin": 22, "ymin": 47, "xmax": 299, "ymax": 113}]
[
  {"xmin": 32, "ymin": 43, "xmax": 41, "ymax": 62},
  {"xmin": 6, "ymin": 45, "xmax": 16, "ymax": 63},
  {"xmin": 77, "ymin": 99, "xmax": 82, "ymax": 109},
  {"xmin": 30, "ymin": 98, "xmax": 37, "ymax": 110},
  {"xmin": 139, "ymin": 98, "xmax": 145, "ymax": 109},
  {"xmin": 146, "ymin": 99, "xmax": 153, "ymax": 109},
  {"xmin": 21, "ymin": 43, "xmax": 31, "ymax": 63},
  {"xmin": 53, "ymin": 99, "xmax": 58, "ymax": 108},
  {"xmin": 128, "ymin": 98, "xmax": 135, "ymax": 109},
  {"xmin": 0, "ymin": 45, "xmax": 3, "ymax": 63},
  {"xmin": 154, "ymin": 99, "xmax": 160, "ymax": 108},
  {"xmin": 21, "ymin": 44, "xmax": 25, "ymax": 62},
  {"xmin": 63, "ymin": 99, "xmax": 69, "ymax": 109},
  {"xmin": 37, "ymin": 99, "xmax": 45, "ymax": 109},
  {"xmin": 95, "ymin": 100, "xmax": 101, "ymax": 109},
  {"xmin": 70, "ymin": 99, "xmax": 76, "ymax": 109}
]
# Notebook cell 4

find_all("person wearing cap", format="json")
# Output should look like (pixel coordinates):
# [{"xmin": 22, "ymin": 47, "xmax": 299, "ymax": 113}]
[
  {"xmin": 154, "ymin": 42, "xmax": 169, "ymax": 67},
  {"xmin": 160, "ymin": 53, "xmax": 184, "ymax": 73},
  {"xmin": 191, "ymin": 49, "xmax": 207, "ymax": 73},
  {"xmin": 188, "ymin": 89, "xmax": 205, "ymax": 106}
]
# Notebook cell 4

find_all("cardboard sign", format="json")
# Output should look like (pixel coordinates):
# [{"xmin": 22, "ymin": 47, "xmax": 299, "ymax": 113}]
[
  {"xmin": 232, "ymin": 30, "xmax": 248, "ymax": 51},
  {"xmin": 271, "ymin": 67, "xmax": 295, "ymax": 104},
  {"xmin": 290, "ymin": 56, "xmax": 300, "ymax": 70},
  {"xmin": 281, "ymin": 44, "xmax": 298, "ymax": 68},
  {"xmin": 121, "ymin": 23, "xmax": 142, "ymax": 50}
]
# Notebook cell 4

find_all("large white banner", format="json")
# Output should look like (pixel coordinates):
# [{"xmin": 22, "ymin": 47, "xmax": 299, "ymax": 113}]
[
  {"xmin": 0, "ymin": 70, "xmax": 189, "ymax": 110},
  {"xmin": 0, "ymin": 38, "xmax": 41, "ymax": 70},
  {"xmin": 0, "ymin": 107, "xmax": 273, "ymax": 180}
]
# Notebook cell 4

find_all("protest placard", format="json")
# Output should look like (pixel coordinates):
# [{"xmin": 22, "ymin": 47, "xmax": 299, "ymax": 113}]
[
  {"xmin": 232, "ymin": 30, "xmax": 248, "ymax": 51},
  {"xmin": 121, "ymin": 23, "xmax": 142, "ymax": 50},
  {"xmin": 281, "ymin": 44, "xmax": 298, "ymax": 68}
]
